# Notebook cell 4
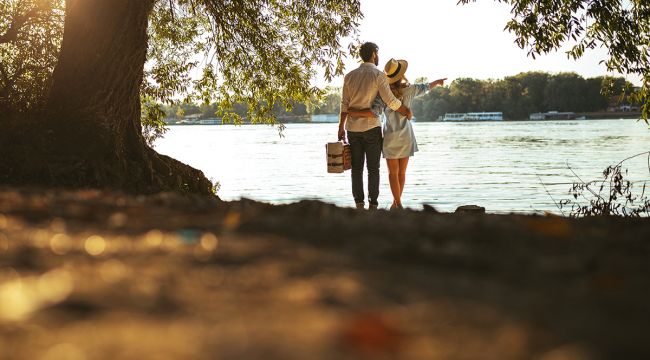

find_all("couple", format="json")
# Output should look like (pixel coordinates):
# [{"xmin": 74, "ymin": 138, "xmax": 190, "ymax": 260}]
[{"xmin": 338, "ymin": 42, "xmax": 446, "ymax": 210}]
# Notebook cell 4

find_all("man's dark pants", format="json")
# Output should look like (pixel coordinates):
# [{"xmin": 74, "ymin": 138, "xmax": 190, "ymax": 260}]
[{"xmin": 347, "ymin": 126, "xmax": 382, "ymax": 206}]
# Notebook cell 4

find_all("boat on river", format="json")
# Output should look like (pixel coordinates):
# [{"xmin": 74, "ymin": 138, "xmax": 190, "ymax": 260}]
[
  {"xmin": 442, "ymin": 112, "xmax": 503, "ymax": 121},
  {"xmin": 529, "ymin": 111, "xmax": 576, "ymax": 120}
]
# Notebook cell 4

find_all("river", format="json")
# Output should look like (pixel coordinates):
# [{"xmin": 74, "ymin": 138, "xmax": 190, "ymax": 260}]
[{"xmin": 154, "ymin": 119, "xmax": 650, "ymax": 213}]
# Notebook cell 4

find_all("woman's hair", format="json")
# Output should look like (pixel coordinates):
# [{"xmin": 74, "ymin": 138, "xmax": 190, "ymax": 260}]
[{"xmin": 389, "ymin": 76, "xmax": 410, "ymax": 100}]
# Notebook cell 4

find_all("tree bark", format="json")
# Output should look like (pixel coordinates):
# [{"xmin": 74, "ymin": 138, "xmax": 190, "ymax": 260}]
[
  {"xmin": 0, "ymin": 0, "xmax": 212, "ymax": 195},
  {"xmin": 48, "ymin": 0, "xmax": 151, "ymax": 148}
]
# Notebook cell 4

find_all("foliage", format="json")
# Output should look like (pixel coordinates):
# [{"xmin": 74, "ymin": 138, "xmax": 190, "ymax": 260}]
[
  {"xmin": 139, "ymin": 3, "xmax": 205, "ymax": 141},
  {"xmin": 559, "ymin": 152, "xmax": 650, "ymax": 217},
  {"xmin": 412, "ymin": 72, "xmax": 630, "ymax": 120},
  {"xmin": 181, "ymin": 70, "xmax": 631, "ymax": 120},
  {"xmin": 311, "ymin": 86, "xmax": 342, "ymax": 115},
  {"xmin": 142, "ymin": 0, "xmax": 360, "ymax": 140},
  {"xmin": 161, "ymin": 99, "xmax": 310, "ymax": 122},
  {"xmin": 145, "ymin": 0, "xmax": 361, "ymax": 126},
  {"xmin": 0, "ymin": 0, "xmax": 63, "ymax": 114},
  {"xmin": 209, "ymin": 177, "xmax": 220, "ymax": 196},
  {"xmin": 458, "ymin": 0, "xmax": 650, "ymax": 121},
  {"xmin": 233, "ymin": 71, "xmax": 630, "ymax": 120},
  {"xmin": 2, "ymin": 0, "xmax": 362, "ymax": 141},
  {"xmin": 141, "ymin": 96, "xmax": 168, "ymax": 146}
]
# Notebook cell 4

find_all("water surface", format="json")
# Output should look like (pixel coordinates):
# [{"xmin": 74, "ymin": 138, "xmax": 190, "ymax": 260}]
[{"xmin": 155, "ymin": 119, "xmax": 650, "ymax": 213}]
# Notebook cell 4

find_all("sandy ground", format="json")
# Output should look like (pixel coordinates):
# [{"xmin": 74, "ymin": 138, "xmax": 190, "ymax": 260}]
[{"xmin": 0, "ymin": 187, "xmax": 649, "ymax": 360}]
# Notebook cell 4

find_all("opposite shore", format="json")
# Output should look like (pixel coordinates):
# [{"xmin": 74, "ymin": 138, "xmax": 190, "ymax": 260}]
[{"xmin": 165, "ymin": 111, "xmax": 644, "ymax": 125}]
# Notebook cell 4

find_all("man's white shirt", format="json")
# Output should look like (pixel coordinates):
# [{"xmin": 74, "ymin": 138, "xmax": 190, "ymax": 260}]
[{"xmin": 340, "ymin": 62, "xmax": 402, "ymax": 133}]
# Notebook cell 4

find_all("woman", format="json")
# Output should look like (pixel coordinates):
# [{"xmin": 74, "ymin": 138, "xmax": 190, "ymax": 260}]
[{"xmin": 348, "ymin": 58, "xmax": 445, "ymax": 209}]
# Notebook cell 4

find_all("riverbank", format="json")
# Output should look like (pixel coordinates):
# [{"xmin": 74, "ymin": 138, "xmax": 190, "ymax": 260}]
[
  {"xmin": 165, "ymin": 113, "xmax": 643, "ymax": 125},
  {"xmin": 1, "ymin": 187, "xmax": 649, "ymax": 359},
  {"xmin": 577, "ymin": 111, "xmax": 643, "ymax": 120}
]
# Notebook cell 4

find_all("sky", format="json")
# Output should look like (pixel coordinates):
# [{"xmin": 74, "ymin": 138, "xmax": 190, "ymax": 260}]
[{"xmin": 318, "ymin": 0, "xmax": 641, "ymax": 87}]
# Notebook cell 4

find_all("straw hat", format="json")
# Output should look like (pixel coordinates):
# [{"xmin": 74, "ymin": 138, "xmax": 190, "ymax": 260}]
[{"xmin": 384, "ymin": 58, "xmax": 408, "ymax": 84}]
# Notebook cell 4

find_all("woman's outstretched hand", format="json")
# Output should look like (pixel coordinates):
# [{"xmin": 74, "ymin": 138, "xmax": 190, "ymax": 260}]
[{"xmin": 429, "ymin": 78, "xmax": 447, "ymax": 89}]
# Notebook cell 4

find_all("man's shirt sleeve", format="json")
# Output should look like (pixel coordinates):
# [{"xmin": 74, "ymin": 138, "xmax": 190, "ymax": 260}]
[
  {"xmin": 340, "ymin": 75, "xmax": 350, "ymax": 113},
  {"xmin": 376, "ymin": 74, "xmax": 402, "ymax": 111}
]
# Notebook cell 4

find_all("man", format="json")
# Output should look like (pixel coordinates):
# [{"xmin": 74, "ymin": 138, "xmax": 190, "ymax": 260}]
[{"xmin": 339, "ymin": 42, "xmax": 412, "ymax": 210}]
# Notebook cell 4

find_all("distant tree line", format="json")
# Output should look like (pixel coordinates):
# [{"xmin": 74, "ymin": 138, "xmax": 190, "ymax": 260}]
[
  {"xmin": 163, "ymin": 101, "xmax": 310, "ymax": 121},
  {"xmin": 164, "ymin": 86, "xmax": 343, "ymax": 121},
  {"xmin": 162, "ymin": 72, "xmax": 635, "ymax": 122},
  {"xmin": 412, "ymin": 72, "xmax": 635, "ymax": 120}
]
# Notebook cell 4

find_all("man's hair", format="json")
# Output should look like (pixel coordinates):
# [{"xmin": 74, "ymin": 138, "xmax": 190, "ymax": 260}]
[{"xmin": 359, "ymin": 42, "xmax": 378, "ymax": 62}]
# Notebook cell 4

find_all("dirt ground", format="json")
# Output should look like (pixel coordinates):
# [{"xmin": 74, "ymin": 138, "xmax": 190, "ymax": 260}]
[{"xmin": 0, "ymin": 187, "xmax": 649, "ymax": 360}]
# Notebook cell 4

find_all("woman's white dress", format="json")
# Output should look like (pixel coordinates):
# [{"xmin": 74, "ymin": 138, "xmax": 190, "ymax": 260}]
[{"xmin": 382, "ymin": 84, "xmax": 428, "ymax": 159}]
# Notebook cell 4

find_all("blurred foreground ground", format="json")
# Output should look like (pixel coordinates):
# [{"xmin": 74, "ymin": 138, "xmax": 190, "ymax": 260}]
[{"xmin": 0, "ymin": 188, "xmax": 649, "ymax": 360}]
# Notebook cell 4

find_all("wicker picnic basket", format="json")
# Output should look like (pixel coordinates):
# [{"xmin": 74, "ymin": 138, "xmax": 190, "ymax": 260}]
[{"xmin": 326, "ymin": 141, "xmax": 351, "ymax": 173}]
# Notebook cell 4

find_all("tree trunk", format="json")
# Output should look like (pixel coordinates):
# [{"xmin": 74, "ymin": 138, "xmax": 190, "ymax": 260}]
[{"xmin": 0, "ymin": 0, "xmax": 212, "ymax": 195}]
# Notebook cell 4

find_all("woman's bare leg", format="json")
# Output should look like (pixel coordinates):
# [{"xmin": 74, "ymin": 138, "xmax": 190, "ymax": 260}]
[
  {"xmin": 386, "ymin": 159, "xmax": 401, "ymax": 209},
  {"xmin": 398, "ymin": 157, "xmax": 409, "ymax": 203}
]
